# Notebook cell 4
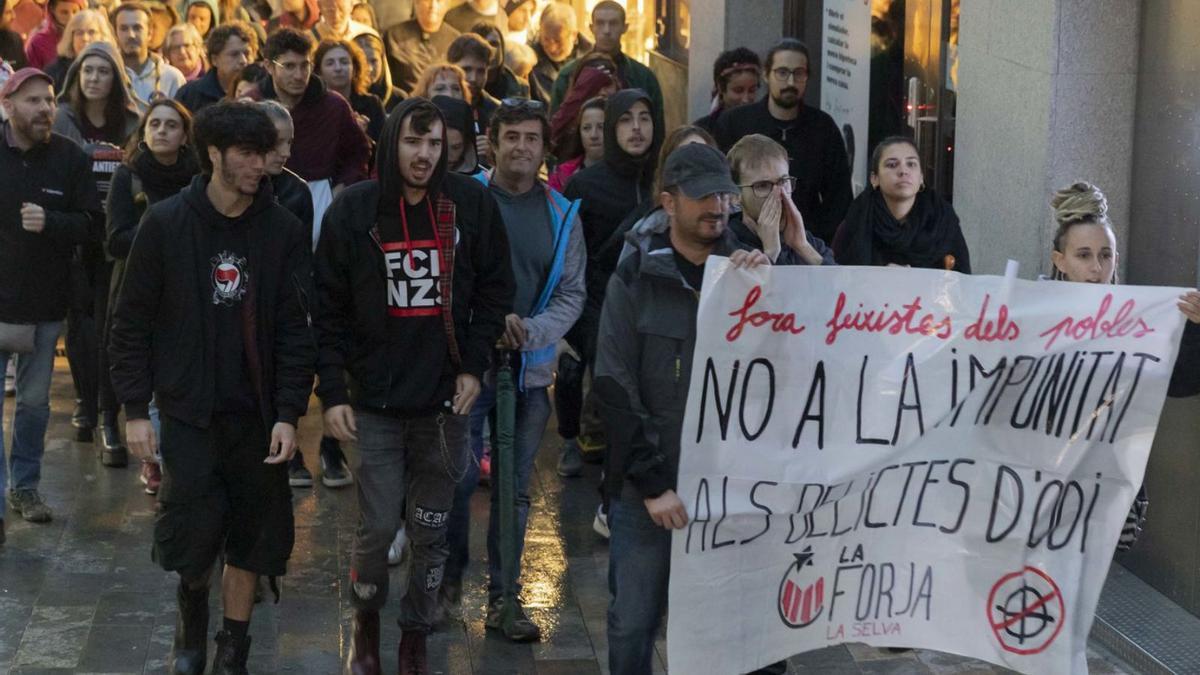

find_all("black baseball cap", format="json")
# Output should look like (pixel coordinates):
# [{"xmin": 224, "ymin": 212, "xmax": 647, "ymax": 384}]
[{"xmin": 661, "ymin": 143, "xmax": 739, "ymax": 199}]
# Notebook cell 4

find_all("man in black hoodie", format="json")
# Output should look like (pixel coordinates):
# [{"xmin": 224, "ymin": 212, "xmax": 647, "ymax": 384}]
[
  {"xmin": 314, "ymin": 98, "xmax": 512, "ymax": 674},
  {"xmin": 557, "ymin": 88, "xmax": 660, "ymax": 472},
  {"xmin": 108, "ymin": 102, "xmax": 315, "ymax": 674}
]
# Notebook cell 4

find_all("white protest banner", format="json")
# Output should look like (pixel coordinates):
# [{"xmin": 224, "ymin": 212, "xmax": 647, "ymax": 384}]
[{"xmin": 667, "ymin": 263, "xmax": 1186, "ymax": 675}]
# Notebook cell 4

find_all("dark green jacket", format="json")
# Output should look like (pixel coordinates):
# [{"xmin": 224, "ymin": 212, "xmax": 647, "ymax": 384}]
[{"xmin": 550, "ymin": 50, "xmax": 664, "ymax": 131}]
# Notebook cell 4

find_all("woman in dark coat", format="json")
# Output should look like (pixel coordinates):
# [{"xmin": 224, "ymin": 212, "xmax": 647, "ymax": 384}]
[
  {"xmin": 833, "ymin": 136, "xmax": 970, "ymax": 272},
  {"xmin": 104, "ymin": 98, "xmax": 198, "ymax": 490}
]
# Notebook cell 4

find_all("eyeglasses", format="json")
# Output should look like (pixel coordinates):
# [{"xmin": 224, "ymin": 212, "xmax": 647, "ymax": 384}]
[
  {"xmin": 771, "ymin": 67, "xmax": 809, "ymax": 83},
  {"xmin": 739, "ymin": 176, "xmax": 796, "ymax": 198},
  {"xmin": 500, "ymin": 97, "xmax": 545, "ymax": 112},
  {"xmin": 271, "ymin": 59, "xmax": 313, "ymax": 75}
]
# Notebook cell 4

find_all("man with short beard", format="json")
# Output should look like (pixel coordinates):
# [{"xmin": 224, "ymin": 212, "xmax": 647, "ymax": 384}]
[
  {"xmin": 593, "ymin": 143, "xmax": 773, "ymax": 675},
  {"xmin": 108, "ymin": 101, "xmax": 314, "ymax": 674},
  {"xmin": 314, "ymin": 97, "xmax": 512, "ymax": 674},
  {"xmin": 715, "ymin": 38, "xmax": 852, "ymax": 244},
  {"xmin": 383, "ymin": 0, "xmax": 458, "ymax": 97},
  {"xmin": 113, "ymin": 1, "xmax": 185, "ymax": 105},
  {"xmin": 0, "ymin": 69, "xmax": 97, "ymax": 539},
  {"xmin": 557, "ymin": 88, "xmax": 660, "ymax": 473}
]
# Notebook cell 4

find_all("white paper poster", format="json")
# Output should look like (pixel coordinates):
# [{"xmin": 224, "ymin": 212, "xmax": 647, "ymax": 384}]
[
  {"xmin": 821, "ymin": 0, "xmax": 872, "ymax": 194},
  {"xmin": 667, "ymin": 262, "xmax": 1185, "ymax": 674}
]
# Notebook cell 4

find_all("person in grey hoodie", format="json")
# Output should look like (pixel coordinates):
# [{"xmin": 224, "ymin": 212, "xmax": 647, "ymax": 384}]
[
  {"xmin": 443, "ymin": 98, "xmax": 585, "ymax": 643},
  {"xmin": 52, "ymin": 38, "xmax": 140, "ymax": 466}
]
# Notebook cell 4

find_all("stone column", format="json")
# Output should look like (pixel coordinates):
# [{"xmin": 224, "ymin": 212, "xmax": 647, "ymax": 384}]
[{"xmin": 954, "ymin": 0, "xmax": 1140, "ymax": 276}]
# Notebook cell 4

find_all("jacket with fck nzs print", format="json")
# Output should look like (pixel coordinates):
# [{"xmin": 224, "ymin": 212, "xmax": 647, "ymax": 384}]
[{"xmin": 314, "ymin": 98, "xmax": 514, "ymax": 418}]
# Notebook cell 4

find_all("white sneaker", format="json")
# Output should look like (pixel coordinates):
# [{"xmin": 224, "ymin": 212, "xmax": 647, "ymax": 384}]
[
  {"xmin": 593, "ymin": 504, "xmax": 610, "ymax": 539},
  {"xmin": 387, "ymin": 526, "xmax": 409, "ymax": 566}
]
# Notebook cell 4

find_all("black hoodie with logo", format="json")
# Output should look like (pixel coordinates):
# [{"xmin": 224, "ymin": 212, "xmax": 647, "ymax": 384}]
[
  {"xmin": 313, "ymin": 98, "xmax": 514, "ymax": 417},
  {"xmin": 108, "ymin": 175, "xmax": 315, "ymax": 431},
  {"xmin": 563, "ymin": 89, "xmax": 663, "ymax": 310}
]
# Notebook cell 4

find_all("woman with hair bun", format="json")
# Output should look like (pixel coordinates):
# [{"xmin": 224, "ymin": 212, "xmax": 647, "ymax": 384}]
[{"xmin": 1046, "ymin": 181, "xmax": 1200, "ymax": 551}]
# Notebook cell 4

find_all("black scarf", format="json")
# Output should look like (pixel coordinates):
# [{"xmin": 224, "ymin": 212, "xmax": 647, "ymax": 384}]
[
  {"xmin": 837, "ymin": 188, "xmax": 960, "ymax": 270},
  {"xmin": 131, "ymin": 148, "xmax": 200, "ymax": 202}
]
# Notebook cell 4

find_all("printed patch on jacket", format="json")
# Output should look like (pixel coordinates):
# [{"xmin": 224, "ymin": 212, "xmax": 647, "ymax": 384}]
[
  {"xmin": 210, "ymin": 250, "xmax": 248, "ymax": 306},
  {"xmin": 413, "ymin": 505, "xmax": 449, "ymax": 529},
  {"xmin": 425, "ymin": 564, "xmax": 444, "ymax": 592}
]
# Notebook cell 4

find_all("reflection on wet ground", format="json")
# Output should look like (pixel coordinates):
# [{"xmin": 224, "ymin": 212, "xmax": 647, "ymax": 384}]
[{"xmin": 0, "ymin": 356, "xmax": 1137, "ymax": 673}]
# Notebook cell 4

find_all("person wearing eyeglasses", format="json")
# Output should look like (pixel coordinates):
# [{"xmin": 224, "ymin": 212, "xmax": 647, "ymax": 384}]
[
  {"xmin": 832, "ymin": 135, "xmax": 970, "ymax": 272},
  {"xmin": 258, "ymin": 28, "xmax": 369, "ymax": 489},
  {"xmin": 714, "ymin": 38, "xmax": 853, "ymax": 246},
  {"xmin": 727, "ymin": 133, "xmax": 833, "ymax": 266},
  {"xmin": 175, "ymin": 21, "xmax": 257, "ymax": 113}
]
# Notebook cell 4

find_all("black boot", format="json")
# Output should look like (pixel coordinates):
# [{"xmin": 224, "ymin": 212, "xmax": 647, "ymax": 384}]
[
  {"xmin": 98, "ymin": 411, "xmax": 128, "ymax": 467},
  {"xmin": 169, "ymin": 582, "xmax": 209, "ymax": 675},
  {"xmin": 211, "ymin": 630, "xmax": 251, "ymax": 675},
  {"xmin": 72, "ymin": 399, "xmax": 95, "ymax": 442},
  {"xmin": 347, "ymin": 609, "xmax": 381, "ymax": 675}
]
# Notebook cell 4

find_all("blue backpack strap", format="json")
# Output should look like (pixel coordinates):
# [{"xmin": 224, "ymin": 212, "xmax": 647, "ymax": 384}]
[{"xmin": 517, "ymin": 186, "xmax": 579, "ymax": 391}]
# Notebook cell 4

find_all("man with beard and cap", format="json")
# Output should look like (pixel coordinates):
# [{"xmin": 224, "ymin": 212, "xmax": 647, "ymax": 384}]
[
  {"xmin": 0, "ymin": 68, "xmax": 97, "ymax": 539},
  {"xmin": 592, "ymin": 143, "xmax": 779, "ymax": 675},
  {"xmin": 432, "ymin": 93, "xmax": 481, "ymax": 176},
  {"xmin": 442, "ymin": 98, "xmax": 584, "ymax": 643},
  {"xmin": 557, "ymin": 88, "xmax": 659, "ymax": 472},
  {"xmin": 714, "ymin": 38, "xmax": 852, "ymax": 245},
  {"xmin": 314, "ymin": 97, "xmax": 512, "ymax": 674},
  {"xmin": 113, "ymin": 2, "xmax": 185, "ymax": 106},
  {"xmin": 383, "ymin": 0, "xmax": 458, "ymax": 97},
  {"xmin": 528, "ymin": 1, "xmax": 590, "ymax": 106},
  {"xmin": 108, "ymin": 101, "xmax": 314, "ymax": 674}
]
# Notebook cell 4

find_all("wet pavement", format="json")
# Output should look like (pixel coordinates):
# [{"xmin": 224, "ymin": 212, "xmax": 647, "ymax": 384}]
[{"xmin": 0, "ymin": 353, "xmax": 1141, "ymax": 673}]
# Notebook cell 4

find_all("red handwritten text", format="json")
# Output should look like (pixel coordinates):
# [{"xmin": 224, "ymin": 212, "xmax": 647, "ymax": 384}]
[
  {"xmin": 1038, "ymin": 293, "xmax": 1155, "ymax": 350},
  {"xmin": 725, "ymin": 285, "xmax": 806, "ymax": 342},
  {"xmin": 964, "ymin": 294, "xmax": 1020, "ymax": 342},
  {"xmin": 824, "ymin": 292, "xmax": 953, "ymax": 345}
]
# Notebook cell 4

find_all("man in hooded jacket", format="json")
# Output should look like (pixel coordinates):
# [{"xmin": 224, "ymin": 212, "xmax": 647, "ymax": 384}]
[
  {"xmin": 556, "ymin": 88, "xmax": 660, "ymax": 472},
  {"xmin": 314, "ymin": 97, "xmax": 513, "ymax": 674},
  {"xmin": 108, "ymin": 101, "xmax": 315, "ymax": 674}
]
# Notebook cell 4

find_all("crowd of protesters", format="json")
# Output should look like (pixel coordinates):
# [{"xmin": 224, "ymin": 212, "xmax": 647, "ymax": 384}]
[{"xmin": 3, "ymin": 0, "xmax": 1200, "ymax": 674}]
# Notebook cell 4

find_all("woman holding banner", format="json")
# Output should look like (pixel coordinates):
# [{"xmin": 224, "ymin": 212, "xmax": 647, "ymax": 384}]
[
  {"xmin": 1046, "ymin": 181, "xmax": 1200, "ymax": 551},
  {"xmin": 832, "ymin": 136, "xmax": 970, "ymax": 272}
]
